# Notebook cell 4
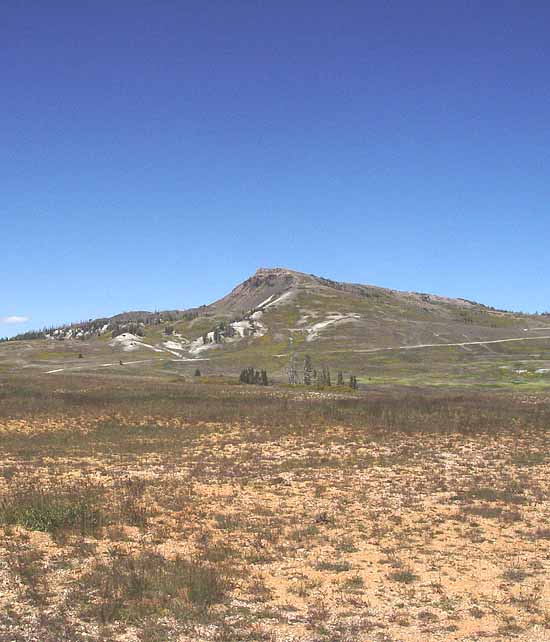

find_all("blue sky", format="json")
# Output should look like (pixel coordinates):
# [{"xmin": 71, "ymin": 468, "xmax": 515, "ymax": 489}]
[{"xmin": 2, "ymin": 1, "xmax": 549, "ymax": 336}]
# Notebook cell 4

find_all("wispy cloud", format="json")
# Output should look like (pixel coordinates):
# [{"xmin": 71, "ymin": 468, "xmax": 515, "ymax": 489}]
[{"xmin": 0, "ymin": 315, "xmax": 30, "ymax": 325}]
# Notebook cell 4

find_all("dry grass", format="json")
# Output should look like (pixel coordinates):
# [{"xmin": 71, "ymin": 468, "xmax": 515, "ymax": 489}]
[{"xmin": 0, "ymin": 373, "xmax": 549, "ymax": 641}]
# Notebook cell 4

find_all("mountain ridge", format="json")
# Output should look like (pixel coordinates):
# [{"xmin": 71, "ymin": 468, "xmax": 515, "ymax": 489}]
[
  {"xmin": 3, "ymin": 266, "xmax": 547, "ymax": 343},
  {"xmin": 2, "ymin": 267, "xmax": 550, "ymax": 388}
]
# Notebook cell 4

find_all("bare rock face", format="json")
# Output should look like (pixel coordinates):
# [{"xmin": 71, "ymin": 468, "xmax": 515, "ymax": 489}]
[
  {"xmin": 243, "ymin": 267, "xmax": 301, "ymax": 288},
  {"xmin": 208, "ymin": 268, "xmax": 302, "ymax": 316}
]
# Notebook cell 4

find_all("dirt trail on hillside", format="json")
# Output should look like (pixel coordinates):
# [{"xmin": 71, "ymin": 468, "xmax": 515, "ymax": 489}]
[{"xmin": 328, "ymin": 334, "xmax": 550, "ymax": 354}]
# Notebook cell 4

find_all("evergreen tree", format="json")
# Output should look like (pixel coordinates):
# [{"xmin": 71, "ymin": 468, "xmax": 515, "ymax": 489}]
[
  {"xmin": 303, "ymin": 355, "xmax": 313, "ymax": 385},
  {"xmin": 317, "ymin": 368, "xmax": 324, "ymax": 387},
  {"xmin": 337, "ymin": 371, "xmax": 344, "ymax": 386},
  {"xmin": 288, "ymin": 353, "xmax": 298, "ymax": 385},
  {"xmin": 349, "ymin": 375, "xmax": 358, "ymax": 390},
  {"xmin": 240, "ymin": 367, "xmax": 269, "ymax": 386},
  {"xmin": 241, "ymin": 367, "xmax": 252, "ymax": 384},
  {"xmin": 194, "ymin": 369, "xmax": 201, "ymax": 377}
]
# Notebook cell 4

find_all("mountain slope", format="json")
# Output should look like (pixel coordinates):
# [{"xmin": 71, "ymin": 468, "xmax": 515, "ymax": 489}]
[{"xmin": 2, "ymin": 268, "xmax": 550, "ymax": 387}]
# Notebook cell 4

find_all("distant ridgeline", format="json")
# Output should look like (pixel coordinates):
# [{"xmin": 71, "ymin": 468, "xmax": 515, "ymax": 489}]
[{"xmin": 0, "ymin": 308, "xmax": 204, "ymax": 343}]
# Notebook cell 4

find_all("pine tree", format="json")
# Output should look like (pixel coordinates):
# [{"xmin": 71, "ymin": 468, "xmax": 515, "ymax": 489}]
[
  {"xmin": 349, "ymin": 375, "xmax": 358, "ymax": 390},
  {"xmin": 318, "ymin": 368, "xmax": 325, "ymax": 387},
  {"xmin": 194, "ymin": 369, "xmax": 201, "ymax": 377},
  {"xmin": 239, "ymin": 367, "xmax": 268, "ymax": 386},
  {"xmin": 288, "ymin": 353, "xmax": 297, "ymax": 385},
  {"xmin": 303, "ymin": 355, "xmax": 313, "ymax": 385},
  {"xmin": 337, "ymin": 371, "xmax": 344, "ymax": 386}
]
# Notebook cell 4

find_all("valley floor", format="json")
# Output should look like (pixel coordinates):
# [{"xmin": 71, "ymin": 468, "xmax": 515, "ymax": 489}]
[{"xmin": 0, "ymin": 374, "xmax": 548, "ymax": 641}]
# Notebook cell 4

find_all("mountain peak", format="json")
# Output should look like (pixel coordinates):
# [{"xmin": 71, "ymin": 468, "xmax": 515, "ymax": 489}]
[{"xmin": 253, "ymin": 266, "xmax": 300, "ymax": 277}]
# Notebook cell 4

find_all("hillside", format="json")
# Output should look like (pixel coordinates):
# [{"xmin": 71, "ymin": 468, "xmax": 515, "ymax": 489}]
[{"xmin": 2, "ymin": 268, "xmax": 550, "ymax": 387}]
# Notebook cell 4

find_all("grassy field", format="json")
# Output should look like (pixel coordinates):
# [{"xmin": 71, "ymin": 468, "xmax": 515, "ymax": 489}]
[
  {"xmin": 3, "ymin": 332, "xmax": 550, "ymax": 393},
  {"xmin": 0, "ymin": 373, "xmax": 549, "ymax": 641}
]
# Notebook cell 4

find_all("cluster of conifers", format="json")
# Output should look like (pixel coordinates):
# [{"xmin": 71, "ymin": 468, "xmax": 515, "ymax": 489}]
[
  {"xmin": 289, "ymin": 355, "xmax": 358, "ymax": 389},
  {"xmin": 239, "ymin": 367, "xmax": 269, "ymax": 386}
]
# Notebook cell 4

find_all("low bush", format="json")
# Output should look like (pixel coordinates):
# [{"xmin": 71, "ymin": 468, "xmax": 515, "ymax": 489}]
[
  {"xmin": 0, "ymin": 480, "xmax": 104, "ymax": 535},
  {"xmin": 76, "ymin": 547, "xmax": 230, "ymax": 623}
]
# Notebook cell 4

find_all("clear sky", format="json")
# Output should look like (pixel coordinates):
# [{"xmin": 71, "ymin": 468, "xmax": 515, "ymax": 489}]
[{"xmin": 2, "ymin": 1, "xmax": 549, "ymax": 336}]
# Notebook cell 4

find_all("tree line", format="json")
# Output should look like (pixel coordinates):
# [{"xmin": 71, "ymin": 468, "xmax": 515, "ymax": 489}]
[
  {"xmin": 239, "ymin": 367, "xmax": 269, "ymax": 386},
  {"xmin": 289, "ymin": 354, "xmax": 358, "ymax": 389}
]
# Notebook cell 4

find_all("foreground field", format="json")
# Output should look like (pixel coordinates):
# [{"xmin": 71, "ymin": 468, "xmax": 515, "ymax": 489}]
[{"xmin": 0, "ymin": 375, "xmax": 549, "ymax": 641}]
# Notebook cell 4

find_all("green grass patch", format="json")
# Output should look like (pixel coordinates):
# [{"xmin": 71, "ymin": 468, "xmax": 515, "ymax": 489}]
[
  {"xmin": 32, "ymin": 351, "xmax": 82, "ymax": 361},
  {"xmin": 0, "ymin": 481, "xmax": 104, "ymax": 535}
]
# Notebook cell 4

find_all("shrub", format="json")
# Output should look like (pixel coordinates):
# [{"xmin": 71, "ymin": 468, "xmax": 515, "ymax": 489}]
[
  {"xmin": 388, "ymin": 567, "xmax": 418, "ymax": 584},
  {"xmin": 76, "ymin": 548, "xmax": 229, "ymax": 623},
  {"xmin": 111, "ymin": 477, "xmax": 149, "ymax": 527},
  {"xmin": 0, "ymin": 480, "xmax": 104, "ymax": 535},
  {"xmin": 502, "ymin": 567, "xmax": 529, "ymax": 583}
]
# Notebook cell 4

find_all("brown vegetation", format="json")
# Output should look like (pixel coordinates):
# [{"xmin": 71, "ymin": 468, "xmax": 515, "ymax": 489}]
[{"xmin": 0, "ymin": 373, "xmax": 548, "ymax": 641}]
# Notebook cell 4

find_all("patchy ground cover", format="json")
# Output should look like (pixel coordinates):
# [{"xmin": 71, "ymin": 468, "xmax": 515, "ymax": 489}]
[{"xmin": 0, "ymin": 374, "xmax": 548, "ymax": 641}]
